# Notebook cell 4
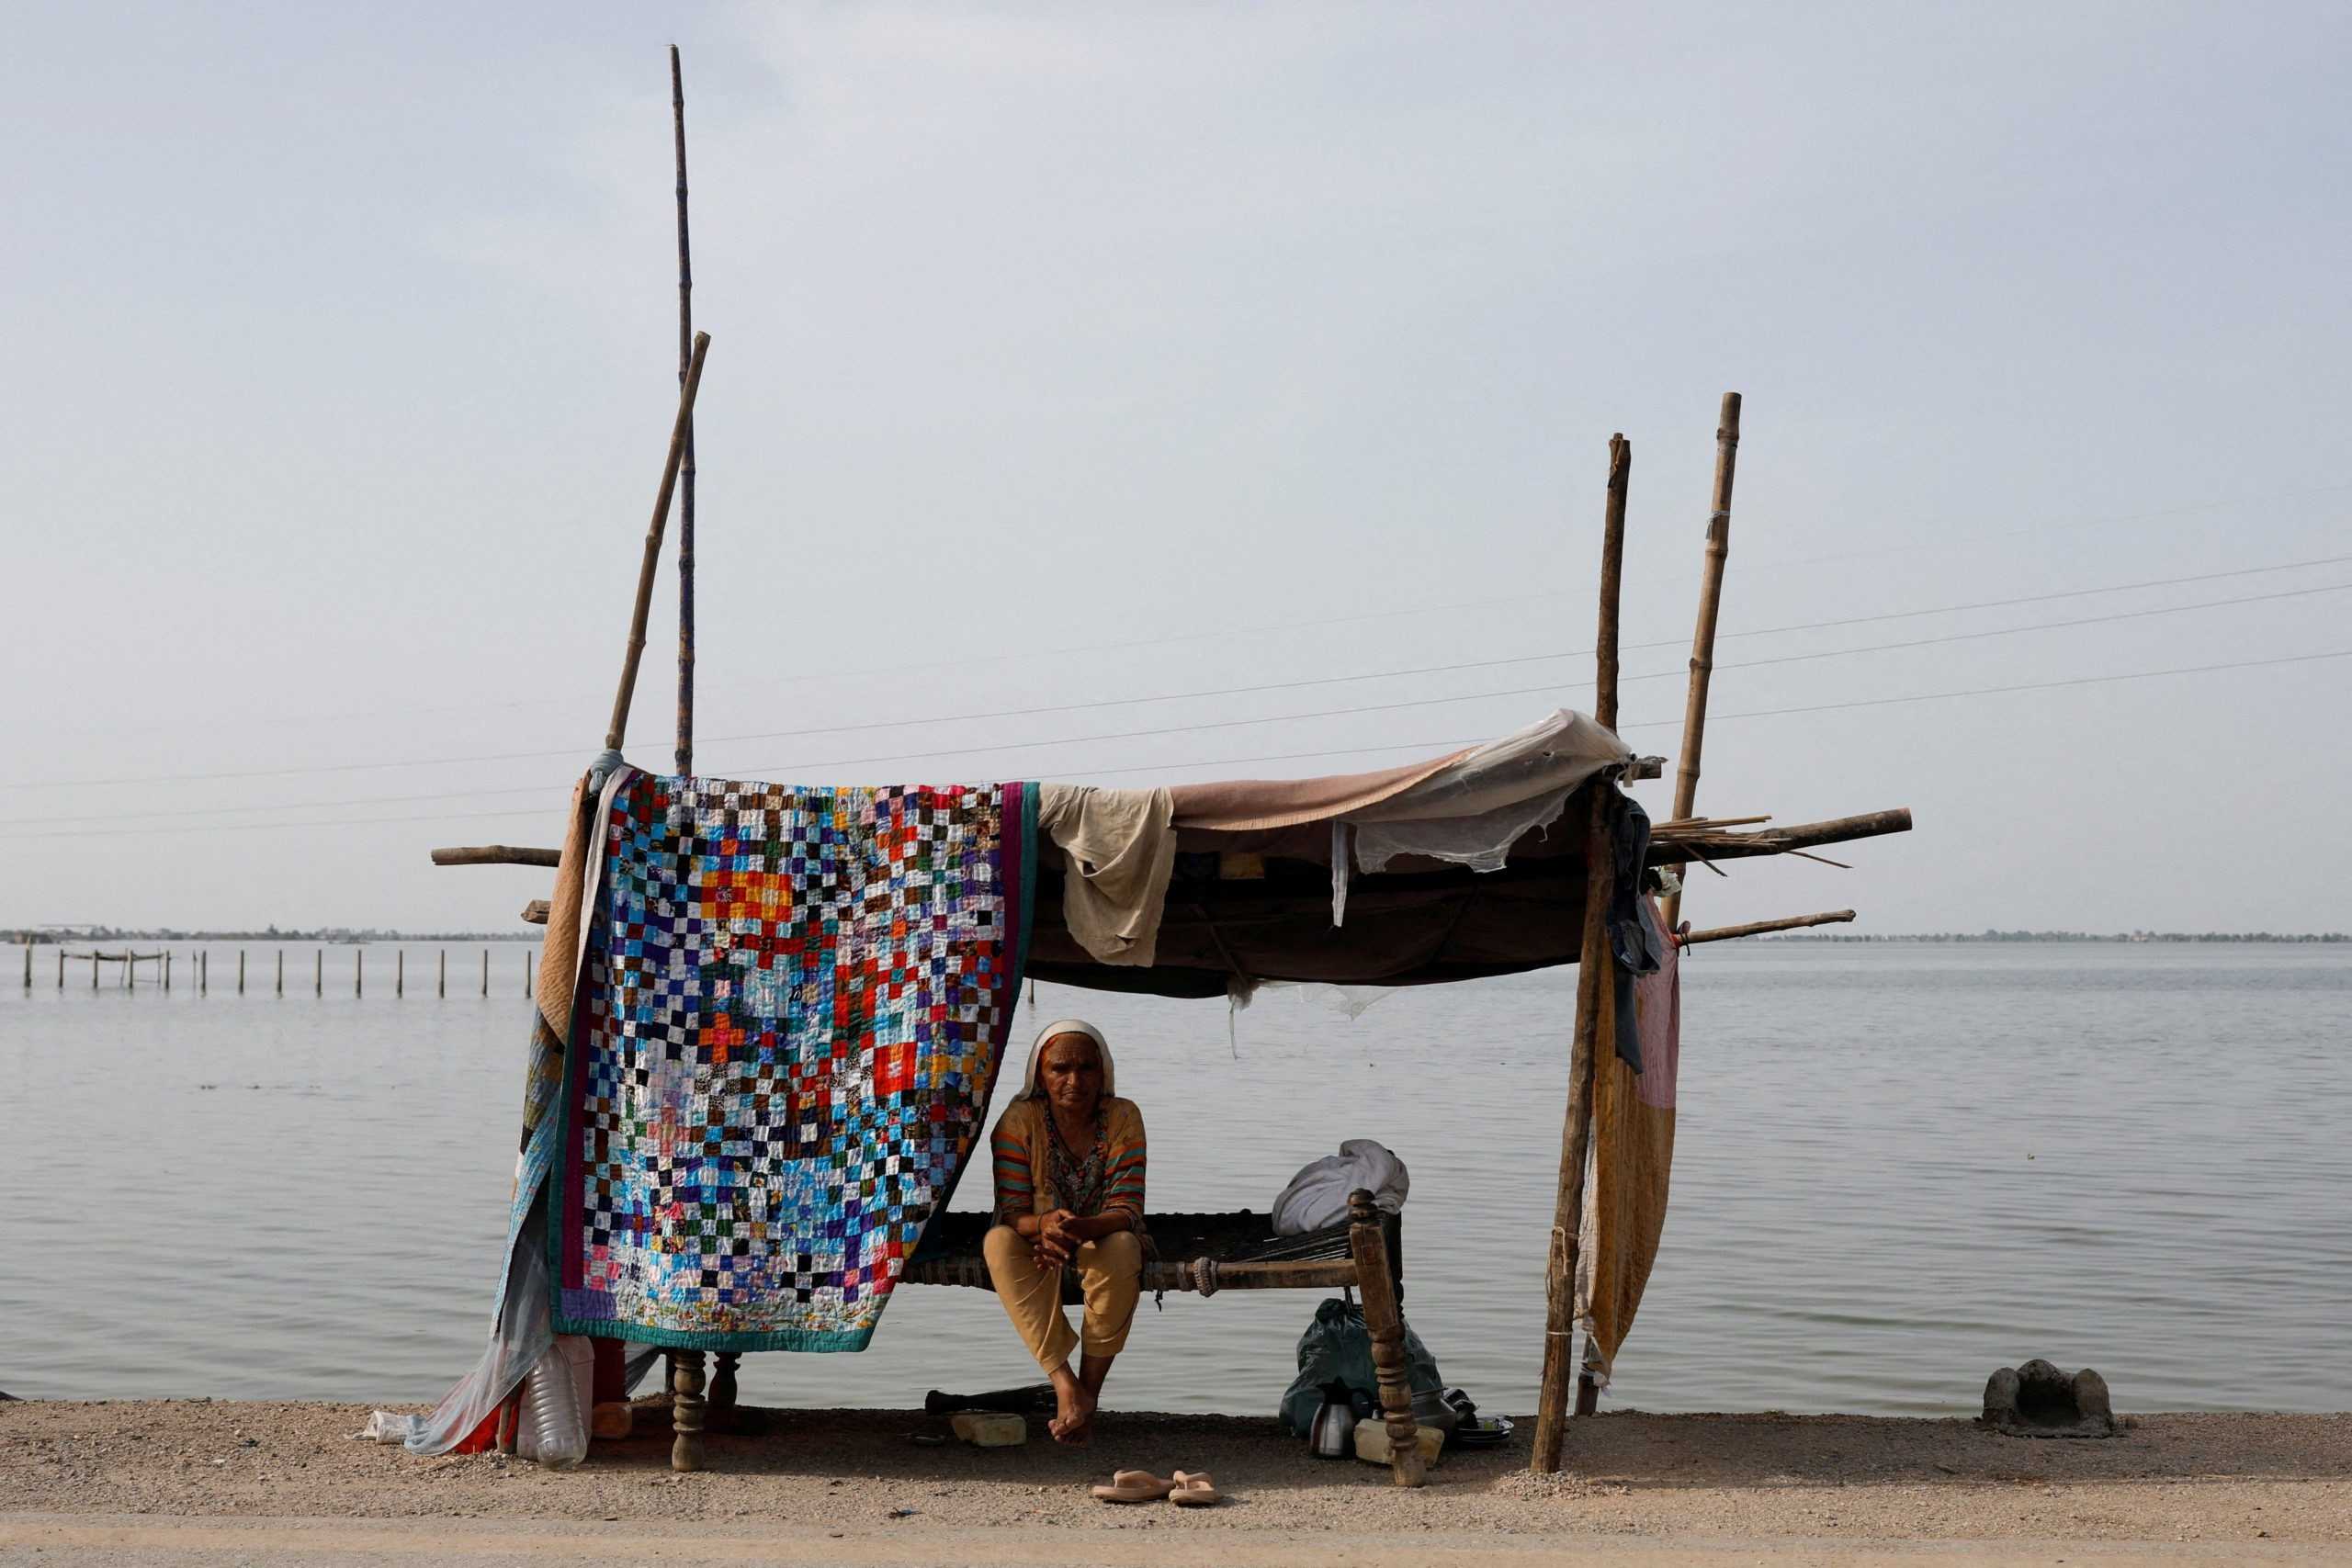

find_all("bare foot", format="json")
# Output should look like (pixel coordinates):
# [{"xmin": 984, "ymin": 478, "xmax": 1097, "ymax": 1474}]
[{"xmin": 1046, "ymin": 1370, "xmax": 1096, "ymax": 1446}]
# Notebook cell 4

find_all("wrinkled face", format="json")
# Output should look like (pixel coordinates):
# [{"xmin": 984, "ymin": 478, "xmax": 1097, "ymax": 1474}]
[{"xmin": 1039, "ymin": 1033, "xmax": 1104, "ymax": 1116}]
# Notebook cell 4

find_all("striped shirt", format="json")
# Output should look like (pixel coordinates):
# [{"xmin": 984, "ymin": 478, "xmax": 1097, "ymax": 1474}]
[{"xmin": 991, "ymin": 1095, "xmax": 1146, "ymax": 1229}]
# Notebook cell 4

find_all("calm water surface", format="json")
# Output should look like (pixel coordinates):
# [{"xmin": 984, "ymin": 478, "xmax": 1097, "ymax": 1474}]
[{"xmin": 2, "ymin": 941, "xmax": 2346, "ymax": 1416}]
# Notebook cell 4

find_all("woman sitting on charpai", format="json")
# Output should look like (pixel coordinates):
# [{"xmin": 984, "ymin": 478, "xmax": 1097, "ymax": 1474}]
[{"xmin": 982, "ymin": 1019, "xmax": 1146, "ymax": 1445}]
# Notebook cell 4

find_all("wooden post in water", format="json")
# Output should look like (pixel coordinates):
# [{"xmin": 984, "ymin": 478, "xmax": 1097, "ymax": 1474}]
[
  {"xmin": 91, "ymin": 953, "xmax": 99, "ymax": 990},
  {"xmin": 277, "ymin": 949, "xmax": 285, "ymax": 997},
  {"xmin": 1661, "ymin": 393, "xmax": 1741, "ymax": 934},
  {"xmin": 20, "ymin": 942, "xmax": 28, "ymax": 990},
  {"xmin": 356, "ymin": 950, "xmax": 363, "ymax": 998},
  {"xmin": 438, "ymin": 948, "xmax": 447, "ymax": 998},
  {"xmin": 129, "ymin": 953, "xmax": 137, "ymax": 992},
  {"xmin": 58, "ymin": 949, "xmax": 65, "ymax": 988},
  {"xmin": 1533, "ymin": 433, "xmax": 1629, "ymax": 1475},
  {"xmin": 525, "ymin": 950, "xmax": 534, "ymax": 997},
  {"xmin": 315, "ymin": 949, "xmax": 322, "ymax": 997},
  {"xmin": 396, "ymin": 949, "xmax": 404, "ymax": 998},
  {"xmin": 481, "ymin": 948, "xmax": 490, "ymax": 998},
  {"xmin": 163, "ymin": 951, "xmax": 170, "ymax": 992},
  {"xmin": 239, "ymin": 950, "xmax": 246, "ymax": 995},
  {"xmin": 199, "ymin": 950, "xmax": 207, "ymax": 996}
]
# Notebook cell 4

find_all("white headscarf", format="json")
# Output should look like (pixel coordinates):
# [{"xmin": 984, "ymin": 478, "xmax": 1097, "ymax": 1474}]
[{"xmin": 1018, "ymin": 1018, "xmax": 1114, "ymax": 1100}]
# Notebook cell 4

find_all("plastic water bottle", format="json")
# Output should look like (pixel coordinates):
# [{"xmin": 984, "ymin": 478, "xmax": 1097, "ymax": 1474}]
[{"xmin": 524, "ymin": 1348, "xmax": 587, "ymax": 1470}]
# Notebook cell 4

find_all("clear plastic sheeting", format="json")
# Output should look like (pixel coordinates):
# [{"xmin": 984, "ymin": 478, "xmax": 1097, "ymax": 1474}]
[
  {"xmin": 1347, "ymin": 709, "xmax": 1631, "ymax": 875},
  {"xmin": 403, "ymin": 1209, "xmax": 554, "ymax": 1456}
]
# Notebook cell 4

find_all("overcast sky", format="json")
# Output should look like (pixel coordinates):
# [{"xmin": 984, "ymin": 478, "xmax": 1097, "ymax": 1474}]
[{"xmin": 3, "ymin": 2, "xmax": 2346, "ymax": 934}]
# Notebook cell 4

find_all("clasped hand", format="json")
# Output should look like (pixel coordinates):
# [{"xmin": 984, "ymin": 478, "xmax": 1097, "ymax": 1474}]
[{"xmin": 1031, "ymin": 1208, "xmax": 1083, "ymax": 1269}]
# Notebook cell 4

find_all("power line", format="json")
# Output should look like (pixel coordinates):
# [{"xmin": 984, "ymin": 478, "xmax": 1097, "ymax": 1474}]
[
  {"xmin": 6, "ymin": 645, "xmax": 2347, "ymax": 841},
  {"xmin": 9, "ymin": 550, "xmax": 2350, "ymax": 798},
  {"xmin": 17, "ymin": 481, "xmax": 2350, "ymax": 748}
]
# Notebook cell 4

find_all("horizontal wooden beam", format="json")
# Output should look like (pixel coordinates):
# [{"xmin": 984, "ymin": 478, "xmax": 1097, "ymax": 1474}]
[
  {"xmin": 1649, "ymin": 807, "xmax": 1910, "ymax": 866},
  {"xmin": 1681, "ymin": 908, "xmax": 1855, "ymax": 944},
  {"xmin": 432, "ymin": 845, "xmax": 562, "ymax": 868}
]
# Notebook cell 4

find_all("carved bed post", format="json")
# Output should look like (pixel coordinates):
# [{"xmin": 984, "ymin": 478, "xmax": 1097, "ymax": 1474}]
[
  {"xmin": 1348, "ymin": 1188, "xmax": 1425, "ymax": 1487},
  {"xmin": 672, "ymin": 1349, "xmax": 707, "ymax": 1472},
  {"xmin": 711, "ymin": 1351, "xmax": 740, "ymax": 1414}
]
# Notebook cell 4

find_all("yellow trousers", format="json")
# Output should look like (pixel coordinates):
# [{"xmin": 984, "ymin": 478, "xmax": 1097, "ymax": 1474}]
[{"xmin": 981, "ymin": 1224, "xmax": 1142, "ymax": 1372}]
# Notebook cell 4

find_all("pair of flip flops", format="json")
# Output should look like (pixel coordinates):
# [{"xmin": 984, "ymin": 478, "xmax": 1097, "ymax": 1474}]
[{"xmin": 1091, "ymin": 1469, "xmax": 1221, "ymax": 1506}]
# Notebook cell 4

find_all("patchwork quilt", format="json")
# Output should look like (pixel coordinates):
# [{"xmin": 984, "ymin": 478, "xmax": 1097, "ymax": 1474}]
[{"xmin": 547, "ymin": 773, "xmax": 1035, "ymax": 1351}]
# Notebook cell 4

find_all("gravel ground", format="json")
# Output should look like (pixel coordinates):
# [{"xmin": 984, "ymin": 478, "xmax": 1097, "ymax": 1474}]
[{"xmin": 1, "ymin": 1399, "xmax": 2346, "ymax": 1562}]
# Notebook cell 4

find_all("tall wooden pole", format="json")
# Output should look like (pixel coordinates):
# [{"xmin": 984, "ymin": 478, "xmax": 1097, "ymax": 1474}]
[
  {"xmin": 1661, "ymin": 393, "xmax": 1740, "ymax": 932},
  {"xmin": 671, "ymin": 44, "xmax": 697, "ymax": 778},
  {"xmin": 1533, "ymin": 434, "xmax": 1629, "ymax": 1474},
  {"xmin": 606, "ymin": 331, "xmax": 711, "ymax": 754}
]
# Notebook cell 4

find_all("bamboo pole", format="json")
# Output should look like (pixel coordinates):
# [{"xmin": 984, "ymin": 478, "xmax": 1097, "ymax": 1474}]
[
  {"xmin": 1533, "ymin": 434, "xmax": 1629, "ymax": 1474},
  {"xmin": 672, "ymin": 43, "xmax": 697, "ymax": 778},
  {"xmin": 1682, "ymin": 908, "xmax": 1855, "ymax": 944},
  {"xmin": 605, "ymin": 331, "xmax": 711, "ymax": 754},
  {"xmin": 1594, "ymin": 434, "xmax": 1630, "ymax": 731},
  {"xmin": 1661, "ymin": 393, "xmax": 1741, "ymax": 932}
]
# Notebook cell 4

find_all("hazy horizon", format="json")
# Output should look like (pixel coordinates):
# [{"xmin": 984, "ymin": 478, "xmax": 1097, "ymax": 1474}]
[{"xmin": 4, "ymin": 3, "xmax": 2347, "ymax": 935}]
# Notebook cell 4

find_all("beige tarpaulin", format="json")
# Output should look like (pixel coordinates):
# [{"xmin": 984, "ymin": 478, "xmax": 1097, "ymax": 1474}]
[{"xmin": 1577, "ymin": 928, "xmax": 1681, "ymax": 1385}]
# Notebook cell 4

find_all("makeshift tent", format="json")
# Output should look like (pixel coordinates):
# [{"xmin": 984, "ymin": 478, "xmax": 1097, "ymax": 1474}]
[{"xmin": 425, "ymin": 343, "xmax": 1910, "ymax": 1487}]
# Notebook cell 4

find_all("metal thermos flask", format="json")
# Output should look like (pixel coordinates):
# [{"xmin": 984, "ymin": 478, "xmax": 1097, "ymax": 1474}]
[{"xmin": 1309, "ymin": 1382, "xmax": 1358, "ymax": 1459}]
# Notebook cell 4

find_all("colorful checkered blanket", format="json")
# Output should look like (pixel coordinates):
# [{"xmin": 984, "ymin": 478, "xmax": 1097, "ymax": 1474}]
[{"xmin": 546, "ymin": 773, "xmax": 1035, "ymax": 1352}]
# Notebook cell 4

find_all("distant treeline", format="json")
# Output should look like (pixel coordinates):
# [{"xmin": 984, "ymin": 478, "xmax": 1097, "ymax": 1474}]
[
  {"xmin": 3, "ymin": 926, "xmax": 537, "ymax": 943},
  {"xmin": 1773, "ymin": 931, "xmax": 2350, "ymax": 943}
]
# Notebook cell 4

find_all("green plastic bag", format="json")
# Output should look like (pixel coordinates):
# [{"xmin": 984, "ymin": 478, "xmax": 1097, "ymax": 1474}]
[{"xmin": 1278, "ymin": 1296, "xmax": 1443, "ymax": 1436}]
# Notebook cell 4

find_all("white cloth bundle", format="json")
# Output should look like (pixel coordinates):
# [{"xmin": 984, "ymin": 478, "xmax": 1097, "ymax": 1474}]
[{"xmin": 1271, "ymin": 1139, "xmax": 1409, "ymax": 1236}]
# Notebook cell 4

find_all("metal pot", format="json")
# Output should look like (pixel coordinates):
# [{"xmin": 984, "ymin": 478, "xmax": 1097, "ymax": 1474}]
[{"xmin": 1308, "ymin": 1386, "xmax": 1358, "ymax": 1460}]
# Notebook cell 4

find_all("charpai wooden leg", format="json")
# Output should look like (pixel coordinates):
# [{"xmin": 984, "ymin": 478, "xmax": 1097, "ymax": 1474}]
[
  {"xmin": 672, "ymin": 1349, "xmax": 707, "ymax": 1472},
  {"xmin": 711, "ymin": 1351, "xmax": 740, "ymax": 1413},
  {"xmin": 1348, "ymin": 1188, "xmax": 1424, "ymax": 1487}
]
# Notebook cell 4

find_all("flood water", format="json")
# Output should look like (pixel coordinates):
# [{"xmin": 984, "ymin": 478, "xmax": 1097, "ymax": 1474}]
[{"xmin": 2, "ymin": 940, "xmax": 2346, "ymax": 1417}]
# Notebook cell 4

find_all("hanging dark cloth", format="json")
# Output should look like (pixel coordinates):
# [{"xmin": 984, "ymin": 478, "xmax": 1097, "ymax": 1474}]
[{"xmin": 1602, "ymin": 788, "xmax": 1666, "ymax": 1073}]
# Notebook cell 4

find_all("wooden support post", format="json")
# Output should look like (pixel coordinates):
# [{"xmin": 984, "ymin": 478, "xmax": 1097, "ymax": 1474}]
[
  {"xmin": 163, "ymin": 951, "xmax": 170, "ymax": 992},
  {"xmin": 525, "ymin": 951, "xmax": 534, "ymax": 997},
  {"xmin": 1594, "ymin": 434, "xmax": 1630, "ymax": 732},
  {"xmin": 396, "ymin": 949, "xmax": 403, "ymax": 998},
  {"xmin": 1349, "ymin": 1189, "xmax": 1424, "ymax": 1487},
  {"xmin": 277, "ymin": 949, "xmax": 284, "ymax": 996},
  {"xmin": 438, "ymin": 948, "xmax": 446, "ymax": 998},
  {"xmin": 605, "ymin": 331, "xmax": 711, "ymax": 755},
  {"xmin": 129, "ymin": 953, "xmax": 136, "ymax": 992},
  {"xmin": 672, "ymin": 43, "xmax": 697, "ymax": 778},
  {"xmin": 315, "ymin": 949, "xmax": 322, "ymax": 997},
  {"xmin": 671, "ymin": 1349, "xmax": 707, "ymax": 1472},
  {"xmin": 22, "ymin": 942, "xmax": 28, "ymax": 990},
  {"xmin": 1662, "ymin": 393, "xmax": 1740, "ymax": 932},
  {"xmin": 355, "ymin": 949, "xmax": 363, "ymax": 998},
  {"xmin": 199, "ymin": 950, "xmax": 207, "ymax": 996},
  {"xmin": 710, "ymin": 1351, "xmax": 739, "ymax": 1414},
  {"xmin": 58, "ymin": 949, "xmax": 65, "ymax": 988},
  {"xmin": 482, "ymin": 948, "xmax": 490, "ymax": 998},
  {"xmin": 91, "ymin": 953, "xmax": 98, "ymax": 989},
  {"xmin": 239, "ymin": 951, "xmax": 246, "ymax": 995},
  {"xmin": 1534, "ymin": 433, "xmax": 1630, "ymax": 1475}
]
